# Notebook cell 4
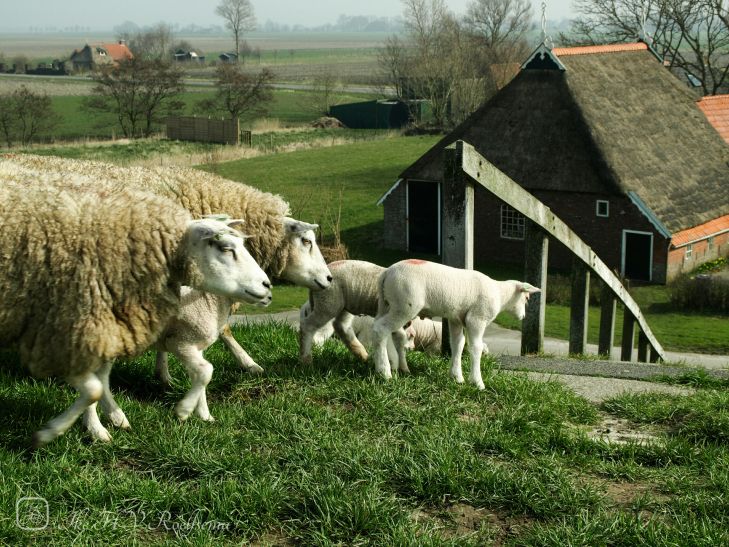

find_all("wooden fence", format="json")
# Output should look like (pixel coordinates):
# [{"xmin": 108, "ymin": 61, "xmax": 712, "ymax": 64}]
[
  {"xmin": 442, "ymin": 140, "xmax": 665, "ymax": 363},
  {"xmin": 166, "ymin": 116, "xmax": 248, "ymax": 145}
]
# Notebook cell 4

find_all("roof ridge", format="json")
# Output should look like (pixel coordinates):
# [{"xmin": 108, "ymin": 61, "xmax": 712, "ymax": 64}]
[{"xmin": 553, "ymin": 43, "xmax": 648, "ymax": 56}]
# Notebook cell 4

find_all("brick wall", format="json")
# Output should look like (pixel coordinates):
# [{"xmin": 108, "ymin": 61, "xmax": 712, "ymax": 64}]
[{"xmin": 667, "ymin": 231, "xmax": 729, "ymax": 279}]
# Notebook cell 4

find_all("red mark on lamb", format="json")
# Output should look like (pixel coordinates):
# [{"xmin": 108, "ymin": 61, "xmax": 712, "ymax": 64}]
[
  {"xmin": 329, "ymin": 261, "xmax": 345, "ymax": 268},
  {"xmin": 405, "ymin": 259, "xmax": 427, "ymax": 265}
]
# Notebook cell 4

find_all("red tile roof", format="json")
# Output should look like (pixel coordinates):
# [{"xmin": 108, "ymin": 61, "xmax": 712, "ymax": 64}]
[
  {"xmin": 553, "ymin": 43, "xmax": 648, "ymax": 57},
  {"xmin": 101, "ymin": 43, "xmax": 133, "ymax": 62},
  {"xmin": 697, "ymin": 95, "xmax": 729, "ymax": 145},
  {"xmin": 671, "ymin": 214, "xmax": 729, "ymax": 247}
]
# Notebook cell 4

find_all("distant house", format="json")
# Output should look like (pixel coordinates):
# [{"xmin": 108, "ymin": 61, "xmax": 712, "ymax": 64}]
[
  {"xmin": 379, "ymin": 42, "xmax": 729, "ymax": 283},
  {"xmin": 68, "ymin": 41, "xmax": 133, "ymax": 72},
  {"xmin": 219, "ymin": 52, "xmax": 238, "ymax": 63},
  {"xmin": 174, "ymin": 49, "xmax": 205, "ymax": 63}
]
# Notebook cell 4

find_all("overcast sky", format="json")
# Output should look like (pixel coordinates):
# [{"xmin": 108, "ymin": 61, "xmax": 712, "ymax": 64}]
[{"xmin": 0, "ymin": 0, "xmax": 576, "ymax": 31}]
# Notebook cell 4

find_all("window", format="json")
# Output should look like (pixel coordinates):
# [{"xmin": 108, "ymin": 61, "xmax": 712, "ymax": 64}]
[
  {"xmin": 685, "ymin": 243, "xmax": 693, "ymax": 258},
  {"xmin": 596, "ymin": 200, "xmax": 609, "ymax": 217},
  {"xmin": 500, "ymin": 205, "xmax": 525, "ymax": 240},
  {"xmin": 708, "ymin": 236, "xmax": 714, "ymax": 250}
]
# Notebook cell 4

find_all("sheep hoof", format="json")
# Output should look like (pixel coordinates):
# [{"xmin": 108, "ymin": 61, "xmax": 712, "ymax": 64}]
[
  {"xmin": 109, "ymin": 409, "xmax": 131, "ymax": 430},
  {"xmin": 88, "ymin": 426, "xmax": 113, "ymax": 443},
  {"xmin": 175, "ymin": 405, "xmax": 192, "ymax": 422},
  {"xmin": 299, "ymin": 355, "xmax": 313, "ymax": 365},
  {"xmin": 476, "ymin": 382, "xmax": 485, "ymax": 391},
  {"xmin": 199, "ymin": 414, "xmax": 216, "ymax": 423},
  {"xmin": 244, "ymin": 364, "xmax": 264, "ymax": 375},
  {"xmin": 31, "ymin": 430, "xmax": 55, "ymax": 449},
  {"xmin": 157, "ymin": 372, "xmax": 173, "ymax": 388}
]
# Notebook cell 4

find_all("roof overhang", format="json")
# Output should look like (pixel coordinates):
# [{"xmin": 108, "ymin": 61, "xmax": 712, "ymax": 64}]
[
  {"xmin": 521, "ymin": 43, "xmax": 566, "ymax": 71},
  {"xmin": 376, "ymin": 178, "xmax": 402, "ymax": 206},
  {"xmin": 627, "ymin": 191, "xmax": 672, "ymax": 239}
]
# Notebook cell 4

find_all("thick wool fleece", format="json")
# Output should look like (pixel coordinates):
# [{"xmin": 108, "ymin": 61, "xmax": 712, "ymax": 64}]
[
  {"xmin": 2, "ymin": 154, "xmax": 292, "ymax": 277},
  {"xmin": 0, "ymin": 172, "xmax": 191, "ymax": 378}
]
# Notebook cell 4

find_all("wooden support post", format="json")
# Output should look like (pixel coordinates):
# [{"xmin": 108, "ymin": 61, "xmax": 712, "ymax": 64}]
[
  {"xmin": 522, "ymin": 221, "xmax": 548, "ymax": 355},
  {"xmin": 649, "ymin": 346, "xmax": 661, "ymax": 363},
  {"xmin": 598, "ymin": 282, "xmax": 616, "ymax": 358},
  {"xmin": 441, "ymin": 142, "xmax": 474, "ymax": 356},
  {"xmin": 569, "ymin": 258, "xmax": 590, "ymax": 355},
  {"xmin": 621, "ymin": 309, "xmax": 636, "ymax": 362},
  {"xmin": 637, "ymin": 331, "xmax": 649, "ymax": 362}
]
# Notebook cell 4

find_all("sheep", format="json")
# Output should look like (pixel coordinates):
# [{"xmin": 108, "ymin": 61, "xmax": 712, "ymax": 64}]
[
  {"xmin": 298, "ymin": 260, "xmax": 409, "ymax": 371},
  {"xmin": 371, "ymin": 259, "xmax": 540, "ymax": 389},
  {"xmin": 0, "ymin": 173, "xmax": 271, "ymax": 447},
  {"xmin": 299, "ymin": 302, "xmax": 416, "ymax": 368},
  {"xmin": 3, "ymin": 155, "xmax": 332, "ymax": 422}
]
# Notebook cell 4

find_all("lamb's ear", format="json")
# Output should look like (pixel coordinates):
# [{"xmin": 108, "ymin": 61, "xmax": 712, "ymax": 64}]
[
  {"xmin": 283, "ymin": 217, "xmax": 318, "ymax": 234},
  {"xmin": 225, "ymin": 218, "xmax": 246, "ymax": 231},
  {"xmin": 521, "ymin": 283, "xmax": 541, "ymax": 294}
]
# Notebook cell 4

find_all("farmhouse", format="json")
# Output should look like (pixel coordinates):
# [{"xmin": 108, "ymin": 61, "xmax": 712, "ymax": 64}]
[
  {"xmin": 379, "ymin": 42, "xmax": 729, "ymax": 283},
  {"xmin": 68, "ymin": 41, "xmax": 133, "ymax": 72}
]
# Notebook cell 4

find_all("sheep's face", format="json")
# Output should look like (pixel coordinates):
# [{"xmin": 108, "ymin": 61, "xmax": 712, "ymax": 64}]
[
  {"xmin": 505, "ymin": 282, "xmax": 541, "ymax": 320},
  {"xmin": 280, "ymin": 217, "xmax": 333, "ymax": 290},
  {"xmin": 186, "ymin": 219, "xmax": 272, "ymax": 306}
]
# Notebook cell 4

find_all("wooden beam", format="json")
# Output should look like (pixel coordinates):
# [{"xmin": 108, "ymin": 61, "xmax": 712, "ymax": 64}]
[
  {"xmin": 441, "ymin": 143, "xmax": 474, "ymax": 356},
  {"xmin": 621, "ymin": 309, "xmax": 636, "ymax": 362},
  {"xmin": 522, "ymin": 221, "xmax": 548, "ymax": 354},
  {"xmin": 598, "ymin": 282, "xmax": 616, "ymax": 358},
  {"xmin": 637, "ymin": 331, "xmax": 649, "ymax": 362},
  {"xmin": 454, "ymin": 140, "xmax": 665, "ymax": 362},
  {"xmin": 442, "ymin": 141, "xmax": 474, "ymax": 270},
  {"xmin": 569, "ymin": 258, "xmax": 590, "ymax": 355}
]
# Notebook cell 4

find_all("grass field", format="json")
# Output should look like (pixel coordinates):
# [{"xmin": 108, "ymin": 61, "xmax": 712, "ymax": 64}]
[{"xmin": 2, "ymin": 322, "xmax": 728, "ymax": 544}]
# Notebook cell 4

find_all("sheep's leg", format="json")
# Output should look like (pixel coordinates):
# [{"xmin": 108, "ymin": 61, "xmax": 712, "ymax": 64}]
[
  {"xmin": 33, "ymin": 371, "xmax": 104, "ymax": 448},
  {"xmin": 372, "ymin": 314, "xmax": 409, "ymax": 379},
  {"xmin": 391, "ymin": 328, "xmax": 410, "ymax": 374},
  {"xmin": 82, "ymin": 403, "xmax": 112, "ymax": 443},
  {"xmin": 88, "ymin": 360, "xmax": 130, "ymax": 430},
  {"xmin": 220, "ymin": 324, "xmax": 263, "ymax": 374},
  {"xmin": 155, "ymin": 351, "xmax": 173, "ymax": 387},
  {"xmin": 174, "ymin": 347, "xmax": 215, "ymax": 422},
  {"xmin": 465, "ymin": 320, "xmax": 487, "ymax": 390},
  {"xmin": 448, "ymin": 320, "xmax": 466, "ymax": 384},
  {"xmin": 299, "ymin": 310, "xmax": 337, "ymax": 364},
  {"xmin": 333, "ymin": 312, "xmax": 368, "ymax": 361}
]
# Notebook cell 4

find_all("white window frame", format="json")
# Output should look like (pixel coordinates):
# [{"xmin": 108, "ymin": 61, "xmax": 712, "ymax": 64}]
[
  {"xmin": 621, "ymin": 229, "xmax": 654, "ymax": 282},
  {"xmin": 707, "ymin": 236, "xmax": 714, "ymax": 251},
  {"xmin": 596, "ymin": 200, "xmax": 609, "ymax": 218},
  {"xmin": 685, "ymin": 243, "xmax": 693, "ymax": 258},
  {"xmin": 500, "ymin": 204, "xmax": 525, "ymax": 240}
]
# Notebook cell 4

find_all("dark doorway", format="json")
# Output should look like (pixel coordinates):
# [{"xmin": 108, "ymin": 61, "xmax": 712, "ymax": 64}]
[
  {"xmin": 623, "ymin": 231, "xmax": 653, "ymax": 281},
  {"xmin": 407, "ymin": 181, "xmax": 440, "ymax": 254}
]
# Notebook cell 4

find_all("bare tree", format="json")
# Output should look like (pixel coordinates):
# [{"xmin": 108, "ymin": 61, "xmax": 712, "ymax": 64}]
[
  {"xmin": 0, "ymin": 86, "xmax": 59, "ymax": 146},
  {"xmin": 464, "ymin": 0, "xmax": 533, "ymax": 65},
  {"xmin": 563, "ymin": 0, "xmax": 729, "ymax": 95},
  {"xmin": 216, "ymin": 0, "xmax": 256, "ymax": 60},
  {"xmin": 117, "ymin": 23, "xmax": 174, "ymax": 60},
  {"xmin": 310, "ymin": 67, "xmax": 345, "ymax": 116},
  {"xmin": 197, "ymin": 64, "xmax": 274, "ymax": 120},
  {"xmin": 84, "ymin": 58, "xmax": 185, "ymax": 138},
  {"xmin": 377, "ymin": 35, "xmax": 410, "ymax": 98}
]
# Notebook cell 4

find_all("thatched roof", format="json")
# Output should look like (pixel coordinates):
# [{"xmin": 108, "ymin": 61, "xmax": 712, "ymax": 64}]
[{"xmin": 399, "ymin": 43, "xmax": 729, "ymax": 235}]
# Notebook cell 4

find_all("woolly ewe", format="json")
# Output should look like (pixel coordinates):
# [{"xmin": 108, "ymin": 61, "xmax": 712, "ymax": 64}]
[
  {"xmin": 0, "ymin": 176, "xmax": 271, "ymax": 447},
  {"xmin": 372, "ymin": 260, "xmax": 540, "ymax": 389}
]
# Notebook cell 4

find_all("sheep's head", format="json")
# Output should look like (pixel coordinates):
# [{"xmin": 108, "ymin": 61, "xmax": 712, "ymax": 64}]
[
  {"xmin": 279, "ymin": 217, "xmax": 333, "ymax": 290},
  {"xmin": 504, "ymin": 282, "xmax": 541, "ymax": 321},
  {"xmin": 183, "ymin": 218, "xmax": 272, "ymax": 306}
]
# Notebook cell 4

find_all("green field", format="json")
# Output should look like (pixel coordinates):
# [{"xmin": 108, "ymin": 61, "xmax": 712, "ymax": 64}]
[{"xmin": 2, "ymin": 323, "xmax": 728, "ymax": 544}]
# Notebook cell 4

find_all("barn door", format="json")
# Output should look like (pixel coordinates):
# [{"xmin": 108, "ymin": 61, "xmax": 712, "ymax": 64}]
[
  {"xmin": 407, "ymin": 180, "xmax": 440, "ymax": 254},
  {"xmin": 622, "ymin": 230, "xmax": 653, "ymax": 281}
]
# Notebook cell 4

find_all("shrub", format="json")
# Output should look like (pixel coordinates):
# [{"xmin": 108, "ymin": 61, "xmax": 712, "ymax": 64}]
[{"xmin": 669, "ymin": 273, "xmax": 729, "ymax": 313}]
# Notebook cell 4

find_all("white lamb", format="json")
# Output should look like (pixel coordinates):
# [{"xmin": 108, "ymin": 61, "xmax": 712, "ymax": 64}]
[
  {"xmin": 298, "ymin": 260, "xmax": 410, "ymax": 371},
  {"xmin": 372, "ymin": 259, "xmax": 540, "ymax": 389},
  {"xmin": 0, "ymin": 175, "xmax": 271, "ymax": 447}
]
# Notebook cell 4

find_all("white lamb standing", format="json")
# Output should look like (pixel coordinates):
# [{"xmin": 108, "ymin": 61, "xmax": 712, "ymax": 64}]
[
  {"xmin": 3, "ymin": 155, "xmax": 332, "ymax": 424},
  {"xmin": 372, "ymin": 259, "xmax": 540, "ymax": 389},
  {"xmin": 299, "ymin": 260, "xmax": 410, "ymax": 372},
  {"xmin": 0, "ymin": 174, "xmax": 271, "ymax": 447}
]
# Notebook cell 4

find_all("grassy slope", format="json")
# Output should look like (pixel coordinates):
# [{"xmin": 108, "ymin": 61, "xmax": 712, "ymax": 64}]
[{"xmin": 1, "ymin": 323, "xmax": 728, "ymax": 544}]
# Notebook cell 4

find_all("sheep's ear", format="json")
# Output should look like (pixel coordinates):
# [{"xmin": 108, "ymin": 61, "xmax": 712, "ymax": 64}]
[
  {"xmin": 225, "ymin": 218, "xmax": 246, "ymax": 231},
  {"xmin": 283, "ymin": 217, "xmax": 318, "ymax": 234},
  {"xmin": 521, "ymin": 283, "xmax": 541, "ymax": 294}
]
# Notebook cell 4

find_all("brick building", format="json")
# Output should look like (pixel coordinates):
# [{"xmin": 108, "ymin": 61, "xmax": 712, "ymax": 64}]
[
  {"xmin": 68, "ymin": 41, "xmax": 133, "ymax": 72},
  {"xmin": 378, "ymin": 42, "xmax": 729, "ymax": 283}
]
